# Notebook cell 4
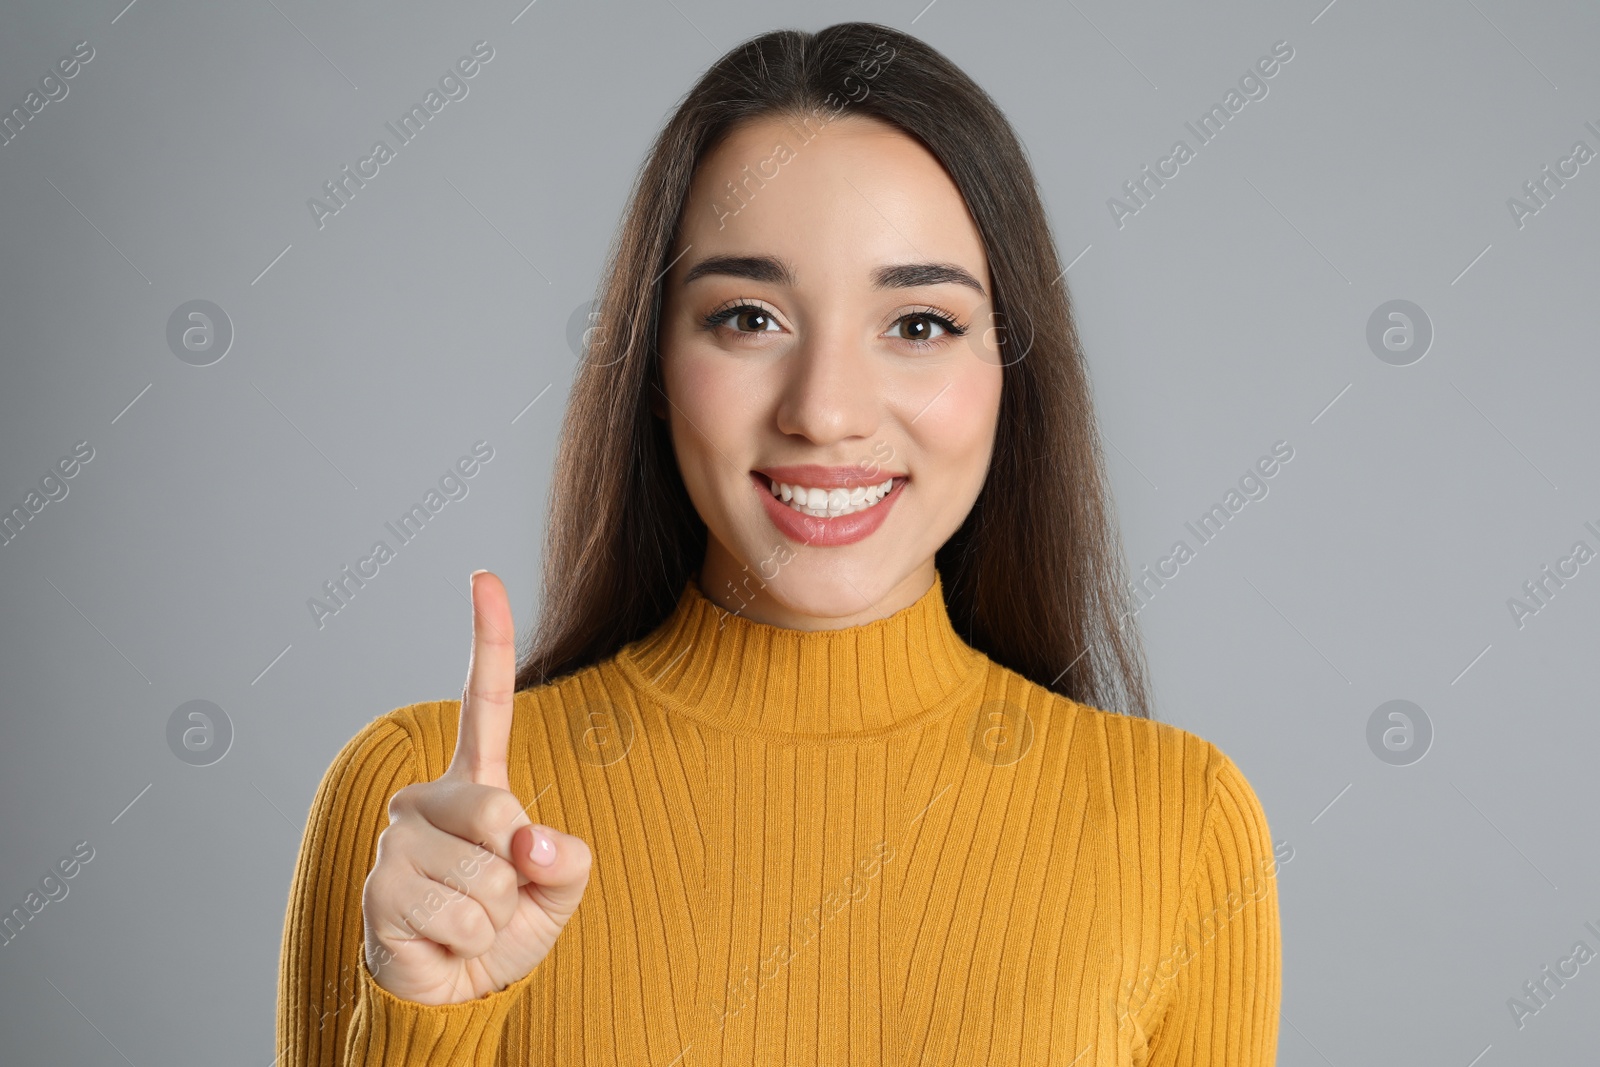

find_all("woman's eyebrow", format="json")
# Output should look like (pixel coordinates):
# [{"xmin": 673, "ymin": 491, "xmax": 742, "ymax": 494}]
[{"xmin": 681, "ymin": 254, "xmax": 986, "ymax": 297}]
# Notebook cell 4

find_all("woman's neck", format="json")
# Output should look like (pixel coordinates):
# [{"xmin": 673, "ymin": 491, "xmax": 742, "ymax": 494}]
[
  {"xmin": 614, "ymin": 568, "xmax": 986, "ymax": 742},
  {"xmin": 694, "ymin": 549, "xmax": 939, "ymax": 631}
]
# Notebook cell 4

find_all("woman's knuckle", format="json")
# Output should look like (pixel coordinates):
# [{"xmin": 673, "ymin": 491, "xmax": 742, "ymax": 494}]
[
  {"xmin": 387, "ymin": 782, "xmax": 425, "ymax": 820},
  {"xmin": 361, "ymin": 867, "xmax": 396, "ymax": 915},
  {"xmin": 452, "ymin": 903, "xmax": 496, "ymax": 955},
  {"xmin": 480, "ymin": 858, "xmax": 517, "ymax": 900},
  {"xmin": 482, "ymin": 791, "xmax": 524, "ymax": 834}
]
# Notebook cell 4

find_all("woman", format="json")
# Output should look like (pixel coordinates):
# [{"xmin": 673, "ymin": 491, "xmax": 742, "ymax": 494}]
[{"xmin": 277, "ymin": 21, "xmax": 1282, "ymax": 1066}]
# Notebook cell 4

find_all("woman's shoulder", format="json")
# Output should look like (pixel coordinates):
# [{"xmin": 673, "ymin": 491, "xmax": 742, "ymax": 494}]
[
  {"xmin": 992, "ymin": 668, "xmax": 1278, "ymax": 910},
  {"xmin": 991, "ymin": 663, "xmax": 1268, "ymax": 831}
]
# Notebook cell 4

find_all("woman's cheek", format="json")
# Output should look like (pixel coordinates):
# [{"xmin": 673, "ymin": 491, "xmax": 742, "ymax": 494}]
[
  {"xmin": 678, "ymin": 348, "xmax": 754, "ymax": 424},
  {"xmin": 947, "ymin": 364, "xmax": 1002, "ymax": 476},
  {"xmin": 665, "ymin": 351, "xmax": 764, "ymax": 511},
  {"xmin": 914, "ymin": 388, "xmax": 999, "ymax": 531}
]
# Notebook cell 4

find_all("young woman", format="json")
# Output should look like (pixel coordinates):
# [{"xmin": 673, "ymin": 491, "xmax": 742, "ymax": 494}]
[{"xmin": 278, "ymin": 21, "xmax": 1282, "ymax": 1066}]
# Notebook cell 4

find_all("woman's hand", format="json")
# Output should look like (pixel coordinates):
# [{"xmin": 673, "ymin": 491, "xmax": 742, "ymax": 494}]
[{"xmin": 360, "ymin": 570, "xmax": 592, "ymax": 1005}]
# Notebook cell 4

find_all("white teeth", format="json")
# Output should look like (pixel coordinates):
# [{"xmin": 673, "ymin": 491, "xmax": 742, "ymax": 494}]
[{"xmin": 767, "ymin": 477, "xmax": 897, "ymax": 518}]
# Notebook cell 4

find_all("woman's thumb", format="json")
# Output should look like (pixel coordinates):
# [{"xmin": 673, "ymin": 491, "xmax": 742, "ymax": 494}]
[{"xmin": 511, "ymin": 824, "xmax": 591, "ymax": 918}]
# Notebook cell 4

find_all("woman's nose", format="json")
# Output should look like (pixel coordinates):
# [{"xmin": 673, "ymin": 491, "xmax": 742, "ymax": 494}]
[{"xmin": 771, "ymin": 329, "xmax": 883, "ymax": 445}]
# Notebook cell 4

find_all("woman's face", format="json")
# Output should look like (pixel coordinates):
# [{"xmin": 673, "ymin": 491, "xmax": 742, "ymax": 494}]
[{"xmin": 656, "ymin": 113, "xmax": 1004, "ymax": 629}]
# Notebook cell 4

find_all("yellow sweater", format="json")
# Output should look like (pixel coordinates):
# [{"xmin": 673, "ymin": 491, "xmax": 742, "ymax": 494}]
[{"xmin": 277, "ymin": 570, "xmax": 1281, "ymax": 1065}]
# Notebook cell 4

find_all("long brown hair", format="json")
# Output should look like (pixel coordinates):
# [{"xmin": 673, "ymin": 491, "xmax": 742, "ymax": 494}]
[{"xmin": 514, "ymin": 21, "xmax": 1153, "ymax": 720}]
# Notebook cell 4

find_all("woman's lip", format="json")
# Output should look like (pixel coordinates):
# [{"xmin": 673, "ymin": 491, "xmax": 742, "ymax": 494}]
[
  {"xmin": 750, "ymin": 471, "xmax": 904, "ymax": 547},
  {"xmin": 753, "ymin": 465, "xmax": 909, "ymax": 490}
]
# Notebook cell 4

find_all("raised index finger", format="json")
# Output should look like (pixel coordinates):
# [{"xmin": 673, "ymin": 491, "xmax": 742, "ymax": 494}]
[{"xmin": 446, "ymin": 569, "xmax": 517, "ymax": 789}]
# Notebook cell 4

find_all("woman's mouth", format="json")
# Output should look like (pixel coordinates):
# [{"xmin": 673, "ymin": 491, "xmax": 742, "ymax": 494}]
[
  {"xmin": 747, "ymin": 470, "xmax": 907, "ymax": 547},
  {"xmin": 761, "ymin": 475, "xmax": 901, "ymax": 518}
]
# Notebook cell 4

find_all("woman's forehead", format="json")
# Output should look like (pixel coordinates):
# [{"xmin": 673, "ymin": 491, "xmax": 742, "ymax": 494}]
[{"xmin": 674, "ymin": 117, "xmax": 990, "ymax": 293}]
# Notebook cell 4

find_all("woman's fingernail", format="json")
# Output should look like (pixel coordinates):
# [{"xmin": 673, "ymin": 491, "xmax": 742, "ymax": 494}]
[{"xmin": 530, "ymin": 827, "xmax": 557, "ymax": 866}]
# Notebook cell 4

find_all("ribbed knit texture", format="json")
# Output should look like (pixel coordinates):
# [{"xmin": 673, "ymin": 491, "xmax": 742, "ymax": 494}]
[{"xmin": 277, "ymin": 570, "xmax": 1281, "ymax": 1065}]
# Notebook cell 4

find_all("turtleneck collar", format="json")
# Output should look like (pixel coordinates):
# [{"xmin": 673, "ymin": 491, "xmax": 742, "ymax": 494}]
[{"xmin": 614, "ymin": 569, "xmax": 988, "ymax": 743}]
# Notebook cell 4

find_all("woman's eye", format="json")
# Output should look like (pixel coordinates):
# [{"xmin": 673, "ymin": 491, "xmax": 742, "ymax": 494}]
[
  {"xmin": 705, "ymin": 305, "xmax": 781, "ymax": 335},
  {"xmin": 889, "ymin": 310, "xmax": 968, "ymax": 348},
  {"xmin": 731, "ymin": 308, "xmax": 778, "ymax": 333},
  {"xmin": 890, "ymin": 313, "xmax": 949, "ymax": 344}
]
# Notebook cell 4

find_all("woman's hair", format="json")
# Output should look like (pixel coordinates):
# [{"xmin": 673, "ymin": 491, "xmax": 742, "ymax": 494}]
[{"xmin": 514, "ymin": 21, "xmax": 1154, "ymax": 719}]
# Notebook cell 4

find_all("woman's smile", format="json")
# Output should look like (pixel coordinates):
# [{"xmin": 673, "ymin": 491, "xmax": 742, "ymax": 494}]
[
  {"xmin": 748, "ymin": 469, "xmax": 907, "ymax": 547},
  {"xmin": 765, "ymin": 475, "xmax": 898, "ymax": 517}
]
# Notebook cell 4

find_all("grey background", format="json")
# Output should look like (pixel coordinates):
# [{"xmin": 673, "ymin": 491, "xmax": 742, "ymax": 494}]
[{"xmin": 2, "ymin": 0, "xmax": 1596, "ymax": 1062}]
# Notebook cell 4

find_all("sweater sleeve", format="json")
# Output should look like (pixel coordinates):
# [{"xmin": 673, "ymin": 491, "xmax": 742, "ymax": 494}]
[
  {"xmin": 1145, "ymin": 746, "xmax": 1283, "ymax": 1066},
  {"xmin": 275, "ymin": 711, "xmax": 536, "ymax": 1066}
]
